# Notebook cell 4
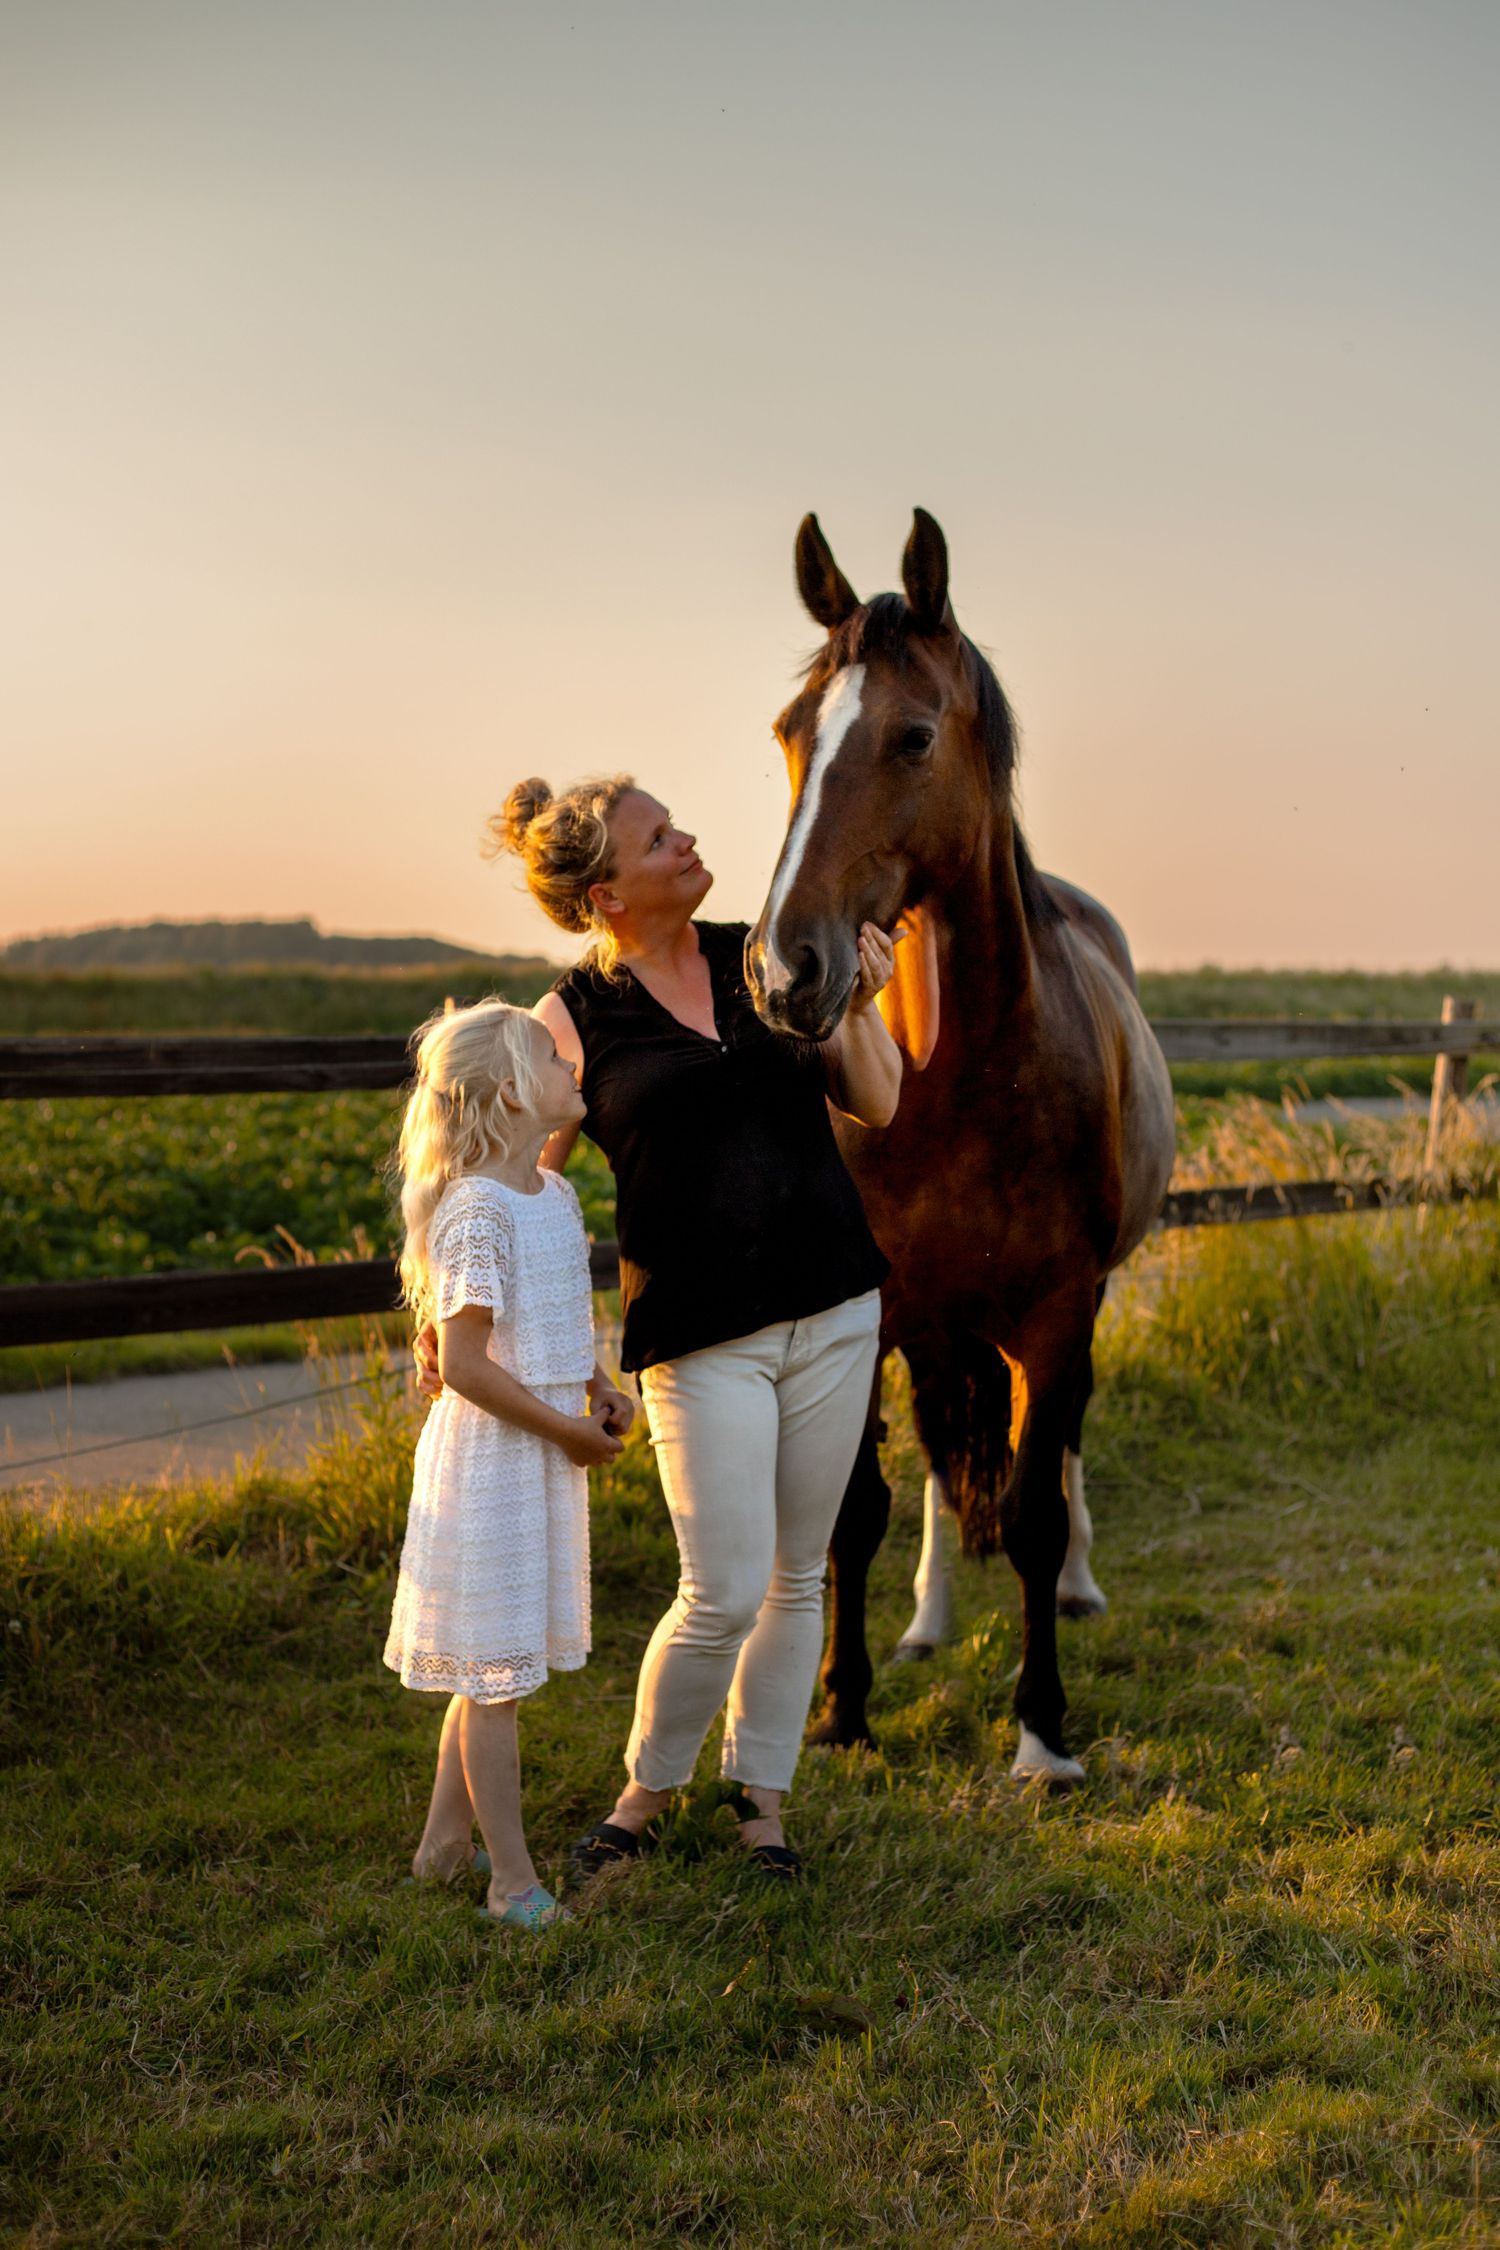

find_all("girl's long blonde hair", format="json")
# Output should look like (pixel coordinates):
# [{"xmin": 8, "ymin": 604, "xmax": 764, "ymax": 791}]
[{"xmin": 395, "ymin": 1000, "xmax": 544, "ymax": 1325}]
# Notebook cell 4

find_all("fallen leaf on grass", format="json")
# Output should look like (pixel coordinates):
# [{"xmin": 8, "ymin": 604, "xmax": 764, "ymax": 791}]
[{"xmin": 792, "ymin": 1993, "xmax": 876, "ymax": 2037}]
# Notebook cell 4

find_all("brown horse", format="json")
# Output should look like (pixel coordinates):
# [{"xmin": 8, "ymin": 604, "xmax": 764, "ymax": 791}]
[{"xmin": 745, "ymin": 508, "xmax": 1175, "ymax": 1782}]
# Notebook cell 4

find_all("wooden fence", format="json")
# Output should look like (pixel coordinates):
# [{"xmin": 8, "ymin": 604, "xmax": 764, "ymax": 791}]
[{"xmin": 2, "ymin": 1006, "xmax": 1493, "ymax": 1350}]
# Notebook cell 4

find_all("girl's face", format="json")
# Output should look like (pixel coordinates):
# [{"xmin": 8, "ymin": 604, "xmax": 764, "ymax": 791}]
[
  {"xmin": 524, "ymin": 1018, "xmax": 586, "ymax": 1130},
  {"xmin": 595, "ymin": 789, "xmax": 712, "ymax": 925}
]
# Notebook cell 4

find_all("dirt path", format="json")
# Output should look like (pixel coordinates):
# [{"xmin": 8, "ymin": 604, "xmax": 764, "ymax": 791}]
[
  {"xmin": 0, "ymin": 1354, "xmax": 416, "ymax": 1504},
  {"xmin": 2, "ymin": 1308, "xmax": 627, "ymax": 1506}
]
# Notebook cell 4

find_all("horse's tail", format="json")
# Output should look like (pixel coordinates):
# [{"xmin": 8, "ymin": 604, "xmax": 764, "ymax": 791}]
[{"xmin": 905, "ymin": 1335, "xmax": 1017, "ymax": 1560}]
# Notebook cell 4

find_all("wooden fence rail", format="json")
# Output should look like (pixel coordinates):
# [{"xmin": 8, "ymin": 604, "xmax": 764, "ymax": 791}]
[
  {"xmin": 2, "ymin": 1018, "xmax": 1497, "ymax": 1099},
  {"xmin": 2, "ymin": 1006, "xmax": 1490, "ymax": 1350},
  {"xmin": 0, "ymin": 1246, "xmax": 625, "ymax": 1350},
  {"xmin": 5, "ymin": 1175, "xmax": 1493, "ymax": 1351}
]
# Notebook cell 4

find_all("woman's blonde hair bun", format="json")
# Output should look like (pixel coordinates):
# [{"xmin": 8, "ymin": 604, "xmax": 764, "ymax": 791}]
[
  {"xmin": 484, "ymin": 770, "xmax": 636, "ymax": 956},
  {"xmin": 496, "ymin": 776, "xmax": 553, "ymax": 858}
]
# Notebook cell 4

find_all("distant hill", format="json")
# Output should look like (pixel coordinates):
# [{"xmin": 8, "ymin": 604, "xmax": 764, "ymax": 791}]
[{"xmin": 0, "ymin": 918, "xmax": 542, "ymax": 972}]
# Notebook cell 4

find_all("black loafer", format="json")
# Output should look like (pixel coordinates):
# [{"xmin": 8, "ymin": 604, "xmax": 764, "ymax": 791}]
[
  {"xmin": 742, "ymin": 1841, "xmax": 803, "ymax": 1882},
  {"xmin": 567, "ymin": 1819, "xmax": 654, "ymax": 1890},
  {"xmin": 728, "ymin": 1792, "xmax": 803, "ymax": 1883}
]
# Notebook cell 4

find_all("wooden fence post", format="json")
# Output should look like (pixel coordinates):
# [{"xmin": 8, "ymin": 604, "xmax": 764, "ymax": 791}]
[{"xmin": 1423, "ymin": 995, "xmax": 1476, "ymax": 1179}]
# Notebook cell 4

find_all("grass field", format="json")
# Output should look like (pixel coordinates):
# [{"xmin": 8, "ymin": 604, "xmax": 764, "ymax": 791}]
[
  {"xmin": 4, "ymin": 1206, "xmax": 1498, "ymax": 2244},
  {"xmin": 0, "ymin": 963, "xmax": 554, "ymax": 1040}
]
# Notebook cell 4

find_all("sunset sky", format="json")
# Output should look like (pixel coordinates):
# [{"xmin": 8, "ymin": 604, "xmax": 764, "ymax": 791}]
[{"xmin": 4, "ymin": 1, "xmax": 1495, "ymax": 968}]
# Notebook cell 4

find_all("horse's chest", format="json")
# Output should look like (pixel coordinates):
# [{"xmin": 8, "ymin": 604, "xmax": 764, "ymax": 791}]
[{"xmin": 836, "ymin": 1068, "xmax": 1109, "ymax": 1307}]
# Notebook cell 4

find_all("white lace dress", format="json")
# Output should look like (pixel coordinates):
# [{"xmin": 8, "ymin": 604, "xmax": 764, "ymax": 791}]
[{"xmin": 383, "ymin": 1169, "xmax": 596, "ymax": 1702}]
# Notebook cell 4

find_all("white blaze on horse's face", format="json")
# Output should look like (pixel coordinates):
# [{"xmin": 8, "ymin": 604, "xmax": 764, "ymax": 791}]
[{"xmin": 761, "ymin": 664, "xmax": 866, "ymax": 996}]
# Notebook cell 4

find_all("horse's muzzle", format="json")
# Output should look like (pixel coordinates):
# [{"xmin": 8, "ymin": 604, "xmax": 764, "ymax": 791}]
[{"xmin": 745, "ymin": 925, "xmax": 856, "ymax": 1042}]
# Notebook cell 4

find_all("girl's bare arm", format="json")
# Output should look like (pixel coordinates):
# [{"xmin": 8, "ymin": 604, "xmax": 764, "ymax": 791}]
[{"xmin": 438, "ymin": 1307, "xmax": 621, "ymax": 1466}]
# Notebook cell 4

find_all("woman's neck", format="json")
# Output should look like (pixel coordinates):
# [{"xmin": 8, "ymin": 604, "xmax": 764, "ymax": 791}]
[{"xmin": 612, "ymin": 910, "xmax": 702, "ymax": 980}]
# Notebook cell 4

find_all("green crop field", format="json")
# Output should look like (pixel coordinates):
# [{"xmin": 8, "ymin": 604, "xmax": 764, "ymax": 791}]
[
  {"xmin": 3, "ymin": 966, "xmax": 1495, "ymax": 1394},
  {"xmin": 4, "ymin": 961, "xmax": 1495, "ymax": 1042},
  {"xmin": 4, "ymin": 1207, "xmax": 1498, "ymax": 2244},
  {"xmin": 0, "ymin": 962, "xmax": 556, "ymax": 1040}
]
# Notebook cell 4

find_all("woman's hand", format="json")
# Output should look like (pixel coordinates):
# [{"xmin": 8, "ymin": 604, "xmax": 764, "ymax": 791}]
[
  {"xmin": 846, "ymin": 921, "xmax": 900, "ymax": 1015},
  {"xmin": 557, "ymin": 1405, "xmax": 626, "ymax": 1469},
  {"xmin": 590, "ymin": 1377, "xmax": 636, "ymax": 1438},
  {"xmin": 414, "ymin": 1322, "xmax": 442, "ymax": 1400}
]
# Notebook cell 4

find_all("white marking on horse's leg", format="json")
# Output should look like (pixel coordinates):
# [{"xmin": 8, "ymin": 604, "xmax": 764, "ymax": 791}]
[
  {"xmin": 1055, "ymin": 1448, "xmax": 1108, "ymax": 1618},
  {"xmin": 760, "ymin": 664, "xmax": 866, "ymax": 994},
  {"xmin": 1011, "ymin": 1726, "xmax": 1086, "ymax": 1787},
  {"xmin": 893, "ymin": 1470, "xmax": 953, "ymax": 1660}
]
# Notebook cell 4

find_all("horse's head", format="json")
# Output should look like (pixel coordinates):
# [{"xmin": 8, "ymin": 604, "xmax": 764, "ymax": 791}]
[{"xmin": 746, "ymin": 508, "xmax": 1015, "ymax": 1041}]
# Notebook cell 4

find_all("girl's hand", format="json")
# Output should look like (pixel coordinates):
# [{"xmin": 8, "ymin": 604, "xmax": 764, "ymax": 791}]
[
  {"xmin": 846, "ymin": 921, "xmax": 900, "ymax": 1014},
  {"xmin": 591, "ymin": 1380, "xmax": 636, "ymax": 1438},
  {"xmin": 414, "ymin": 1322, "xmax": 442, "ymax": 1399},
  {"xmin": 558, "ymin": 1405, "xmax": 626, "ymax": 1469}
]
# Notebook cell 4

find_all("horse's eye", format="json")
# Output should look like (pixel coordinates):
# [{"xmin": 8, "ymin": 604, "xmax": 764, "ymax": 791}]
[{"xmin": 894, "ymin": 724, "xmax": 935, "ymax": 760}]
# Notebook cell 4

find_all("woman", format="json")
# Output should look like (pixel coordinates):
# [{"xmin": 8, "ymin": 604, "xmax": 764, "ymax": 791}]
[{"xmin": 424, "ymin": 771, "xmax": 900, "ymax": 1881}]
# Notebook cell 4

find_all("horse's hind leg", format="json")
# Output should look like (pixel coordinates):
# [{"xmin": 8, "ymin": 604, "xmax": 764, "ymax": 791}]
[
  {"xmin": 894, "ymin": 1339, "xmax": 1012, "ymax": 1659},
  {"xmin": 1056, "ymin": 1343, "xmax": 1107, "ymax": 1620},
  {"xmin": 892, "ymin": 1467, "xmax": 954, "ymax": 1662},
  {"xmin": 806, "ymin": 1360, "xmax": 889, "ymax": 1750}
]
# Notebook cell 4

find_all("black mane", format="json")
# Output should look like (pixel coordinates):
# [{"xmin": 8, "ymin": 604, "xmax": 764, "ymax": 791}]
[{"xmin": 811, "ymin": 593, "xmax": 1059, "ymax": 928}]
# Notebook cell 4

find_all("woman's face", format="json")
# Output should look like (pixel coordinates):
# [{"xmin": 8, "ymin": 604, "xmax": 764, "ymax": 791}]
[{"xmin": 597, "ymin": 789, "xmax": 712, "ymax": 924}]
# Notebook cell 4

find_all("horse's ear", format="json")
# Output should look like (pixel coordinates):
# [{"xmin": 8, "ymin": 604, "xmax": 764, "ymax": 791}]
[
  {"xmin": 902, "ymin": 507, "xmax": 952, "ymax": 632},
  {"xmin": 795, "ymin": 513, "xmax": 860, "ymax": 631}
]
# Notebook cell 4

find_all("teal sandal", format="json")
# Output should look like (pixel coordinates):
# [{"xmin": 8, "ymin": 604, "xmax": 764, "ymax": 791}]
[{"xmin": 476, "ymin": 1883, "xmax": 571, "ymax": 1932}]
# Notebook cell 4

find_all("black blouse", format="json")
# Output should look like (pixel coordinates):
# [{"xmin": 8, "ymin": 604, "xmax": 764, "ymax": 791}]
[{"xmin": 555, "ymin": 921, "xmax": 887, "ymax": 1372}]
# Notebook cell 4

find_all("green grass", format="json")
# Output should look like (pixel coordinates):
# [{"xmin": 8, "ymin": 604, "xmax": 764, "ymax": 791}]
[
  {"xmin": 1135, "ymin": 967, "xmax": 1500, "ymax": 1021},
  {"xmin": 4, "ymin": 1209, "xmax": 1498, "ymax": 2244},
  {"xmin": 1139, "ymin": 969, "xmax": 1499, "ymax": 1106}
]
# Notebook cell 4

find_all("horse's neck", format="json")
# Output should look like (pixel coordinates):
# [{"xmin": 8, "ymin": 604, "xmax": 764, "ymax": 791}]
[{"xmin": 927, "ymin": 816, "xmax": 1037, "ymax": 1021}]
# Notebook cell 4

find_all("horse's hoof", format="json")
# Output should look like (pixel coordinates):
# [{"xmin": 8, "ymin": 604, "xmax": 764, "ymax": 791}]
[
  {"xmin": 1010, "ymin": 1727, "xmax": 1086, "ymax": 1790},
  {"xmin": 1056, "ymin": 1588, "xmax": 1108, "ymax": 1621},
  {"xmin": 805, "ymin": 1710, "xmax": 875, "ymax": 1752},
  {"xmin": 891, "ymin": 1638, "xmax": 936, "ymax": 1665}
]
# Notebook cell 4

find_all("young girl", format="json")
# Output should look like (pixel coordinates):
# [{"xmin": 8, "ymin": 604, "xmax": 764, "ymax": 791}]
[{"xmin": 384, "ymin": 999, "xmax": 634, "ymax": 1931}]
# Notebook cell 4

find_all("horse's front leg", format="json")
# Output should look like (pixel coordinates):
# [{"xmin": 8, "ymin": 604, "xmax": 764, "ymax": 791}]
[
  {"xmin": 1003, "ymin": 1322, "xmax": 1093, "ymax": 1785},
  {"xmin": 806, "ymin": 1369, "xmax": 890, "ymax": 1749},
  {"xmin": 1056, "ymin": 1346, "xmax": 1107, "ymax": 1619}
]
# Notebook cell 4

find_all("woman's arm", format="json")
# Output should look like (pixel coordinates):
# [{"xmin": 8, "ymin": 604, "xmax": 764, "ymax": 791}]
[
  {"xmin": 438, "ymin": 1307, "xmax": 622, "ymax": 1466},
  {"xmin": 823, "ymin": 922, "xmax": 903, "ymax": 1127}
]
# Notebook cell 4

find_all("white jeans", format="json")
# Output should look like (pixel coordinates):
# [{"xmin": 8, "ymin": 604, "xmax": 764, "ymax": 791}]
[{"xmin": 626, "ymin": 1290, "xmax": 882, "ymax": 1794}]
